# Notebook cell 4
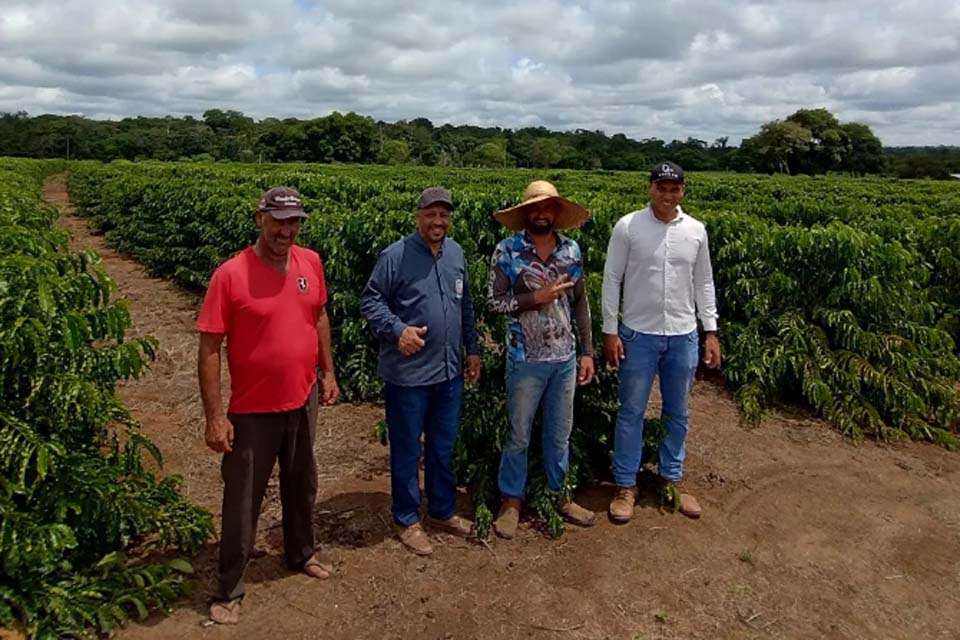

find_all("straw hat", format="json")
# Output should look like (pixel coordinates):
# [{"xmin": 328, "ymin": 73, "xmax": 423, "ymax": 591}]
[{"xmin": 493, "ymin": 180, "xmax": 590, "ymax": 231}]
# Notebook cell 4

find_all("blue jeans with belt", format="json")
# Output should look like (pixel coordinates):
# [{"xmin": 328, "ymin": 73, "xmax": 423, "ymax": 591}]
[
  {"xmin": 498, "ymin": 355, "xmax": 577, "ymax": 499},
  {"xmin": 612, "ymin": 326, "xmax": 699, "ymax": 486},
  {"xmin": 384, "ymin": 377, "xmax": 463, "ymax": 527}
]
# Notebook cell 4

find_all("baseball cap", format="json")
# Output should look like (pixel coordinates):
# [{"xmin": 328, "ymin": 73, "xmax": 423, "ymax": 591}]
[
  {"xmin": 416, "ymin": 186, "xmax": 454, "ymax": 210},
  {"xmin": 257, "ymin": 186, "xmax": 307, "ymax": 219},
  {"xmin": 650, "ymin": 161, "xmax": 685, "ymax": 184}
]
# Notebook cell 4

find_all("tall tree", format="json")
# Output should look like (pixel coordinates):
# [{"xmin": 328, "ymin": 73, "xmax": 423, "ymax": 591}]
[
  {"xmin": 377, "ymin": 139, "xmax": 412, "ymax": 165},
  {"xmin": 840, "ymin": 122, "xmax": 885, "ymax": 175},
  {"xmin": 530, "ymin": 137, "xmax": 565, "ymax": 168},
  {"xmin": 786, "ymin": 108, "xmax": 845, "ymax": 174},
  {"xmin": 742, "ymin": 120, "xmax": 811, "ymax": 174},
  {"xmin": 743, "ymin": 109, "xmax": 886, "ymax": 176}
]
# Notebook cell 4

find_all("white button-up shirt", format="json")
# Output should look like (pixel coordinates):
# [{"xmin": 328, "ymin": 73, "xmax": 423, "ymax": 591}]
[{"xmin": 601, "ymin": 205, "xmax": 718, "ymax": 336}]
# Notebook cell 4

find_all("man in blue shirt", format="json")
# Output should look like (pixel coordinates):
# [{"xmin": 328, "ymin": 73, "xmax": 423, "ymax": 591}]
[{"xmin": 360, "ymin": 187, "xmax": 481, "ymax": 555}]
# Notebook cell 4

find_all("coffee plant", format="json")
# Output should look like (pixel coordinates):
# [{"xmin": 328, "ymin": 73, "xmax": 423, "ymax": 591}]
[
  {"xmin": 66, "ymin": 161, "xmax": 960, "ymax": 538},
  {"xmin": 0, "ymin": 158, "xmax": 214, "ymax": 639}
]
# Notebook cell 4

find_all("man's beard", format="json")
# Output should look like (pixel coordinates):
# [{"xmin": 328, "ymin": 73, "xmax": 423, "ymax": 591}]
[{"xmin": 528, "ymin": 220, "xmax": 554, "ymax": 235}]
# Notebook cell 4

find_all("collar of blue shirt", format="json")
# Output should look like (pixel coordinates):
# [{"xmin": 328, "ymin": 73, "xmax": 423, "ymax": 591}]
[
  {"xmin": 515, "ymin": 230, "xmax": 572, "ymax": 255},
  {"xmin": 410, "ymin": 231, "xmax": 445, "ymax": 256}
]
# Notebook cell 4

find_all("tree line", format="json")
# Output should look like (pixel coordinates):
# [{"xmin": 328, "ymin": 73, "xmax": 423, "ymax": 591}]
[{"xmin": 0, "ymin": 108, "xmax": 955, "ymax": 178}]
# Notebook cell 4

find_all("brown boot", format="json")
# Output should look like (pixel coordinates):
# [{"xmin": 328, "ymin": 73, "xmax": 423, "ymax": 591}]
[
  {"xmin": 558, "ymin": 500, "xmax": 596, "ymax": 527},
  {"xmin": 397, "ymin": 522, "xmax": 433, "ymax": 555},
  {"xmin": 427, "ymin": 514, "xmax": 473, "ymax": 537},
  {"xmin": 660, "ymin": 478, "xmax": 702, "ymax": 519},
  {"xmin": 678, "ymin": 492, "xmax": 702, "ymax": 519},
  {"xmin": 608, "ymin": 485, "xmax": 638, "ymax": 523},
  {"xmin": 493, "ymin": 497, "xmax": 521, "ymax": 539}
]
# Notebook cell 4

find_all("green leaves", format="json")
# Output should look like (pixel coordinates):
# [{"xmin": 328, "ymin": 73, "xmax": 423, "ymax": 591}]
[
  {"xmin": 1, "ymin": 159, "xmax": 214, "ymax": 638},
  {"xmin": 166, "ymin": 558, "xmax": 194, "ymax": 575},
  {"xmin": 65, "ymin": 159, "xmax": 960, "ymax": 546},
  {"xmin": 0, "ymin": 413, "xmax": 66, "ymax": 491}
]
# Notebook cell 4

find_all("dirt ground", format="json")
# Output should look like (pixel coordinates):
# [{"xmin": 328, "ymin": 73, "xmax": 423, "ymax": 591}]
[{"xmin": 44, "ymin": 176, "xmax": 960, "ymax": 640}]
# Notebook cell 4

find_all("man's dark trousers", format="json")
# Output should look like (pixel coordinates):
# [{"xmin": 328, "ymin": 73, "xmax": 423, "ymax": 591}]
[{"xmin": 214, "ymin": 383, "xmax": 318, "ymax": 602}]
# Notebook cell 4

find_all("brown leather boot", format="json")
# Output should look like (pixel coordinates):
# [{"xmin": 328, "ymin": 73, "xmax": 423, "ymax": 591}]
[
  {"xmin": 558, "ymin": 500, "xmax": 596, "ymax": 527},
  {"xmin": 608, "ymin": 485, "xmax": 638, "ymax": 523},
  {"xmin": 660, "ymin": 478, "xmax": 702, "ymax": 519},
  {"xmin": 397, "ymin": 522, "xmax": 433, "ymax": 555},
  {"xmin": 427, "ymin": 514, "xmax": 473, "ymax": 537},
  {"xmin": 678, "ymin": 492, "xmax": 702, "ymax": 518},
  {"xmin": 493, "ymin": 497, "xmax": 522, "ymax": 539}
]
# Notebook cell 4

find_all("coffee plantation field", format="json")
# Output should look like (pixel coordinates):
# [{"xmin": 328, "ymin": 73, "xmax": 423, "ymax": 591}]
[
  {"xmin": 63, "ymin": 160, "xmax": 960, "ymax": 537},
  {"xmin": 3, "ymin": 155, "xmax": 960, "ymax": 637}
]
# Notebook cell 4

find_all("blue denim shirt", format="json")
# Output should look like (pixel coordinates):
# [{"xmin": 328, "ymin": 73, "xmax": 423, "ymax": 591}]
[{"xmin": 360, "ymin": 232, "xmax": 479, "ymax": 387}]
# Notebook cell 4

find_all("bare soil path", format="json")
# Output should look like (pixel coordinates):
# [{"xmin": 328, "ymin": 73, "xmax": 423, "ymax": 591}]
[{"xmin": 45, "ymin": 175, "xmax": 960, "ymax": 639}]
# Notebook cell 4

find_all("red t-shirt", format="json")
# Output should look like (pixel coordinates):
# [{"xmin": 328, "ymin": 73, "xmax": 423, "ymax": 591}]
[{"xmin": 196, "ymin": 245, "xmax": 328, "ymax": 414}]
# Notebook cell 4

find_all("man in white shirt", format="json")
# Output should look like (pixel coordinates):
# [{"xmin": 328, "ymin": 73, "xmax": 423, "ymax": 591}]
[{"xmin": 601, "ymin": 161, "xmax": 721, "ymax": 521}]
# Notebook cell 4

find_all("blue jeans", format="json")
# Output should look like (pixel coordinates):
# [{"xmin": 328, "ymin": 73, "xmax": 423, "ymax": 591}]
[
  {"xmin": 612, "ymin": 326, "xmax": 699, "ymax": 486},
  {"xmin": 384, "ymin": 377, "xmax": 463, "ymax": 527},
  {"xmin": 498, "ymin": 356, "xmax": 577, "ymax": 499}
]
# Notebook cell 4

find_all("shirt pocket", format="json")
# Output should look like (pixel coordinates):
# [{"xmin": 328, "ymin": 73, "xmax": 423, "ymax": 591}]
[
  {"xmin": 667, "ymin": 236, "xmax": 700, "ymax": 267},
  {"xmin": 447, "ymin": 264, "xmax": 466, "ymax": 304}
]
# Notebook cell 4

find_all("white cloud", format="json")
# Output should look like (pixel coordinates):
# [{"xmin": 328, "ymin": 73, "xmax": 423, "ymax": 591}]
[
  {"xmin": 0, "ymin": 0, "xmax": 959, "ymax": 145},
  {"xmin": 0, "ymin": 9, "xmax": 35, "ymax": 41},
  {"xmin": 292, "ymin": 67, "xmax": 371, "ymax": 94}
]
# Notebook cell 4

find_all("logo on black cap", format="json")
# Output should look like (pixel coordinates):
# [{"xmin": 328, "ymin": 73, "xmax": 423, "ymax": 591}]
[{"xmin": 651, "ymin": 161, "xmax": 685, "ymax": 184}]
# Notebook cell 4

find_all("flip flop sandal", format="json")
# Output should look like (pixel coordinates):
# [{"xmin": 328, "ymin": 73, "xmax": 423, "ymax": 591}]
[
  {"xmin": 209, "ymin": 598, "xmax": 241, "ymax": 625},
  {"xmin": 303, "ymin": 555, "xmax": 334, "ymax": 579}
]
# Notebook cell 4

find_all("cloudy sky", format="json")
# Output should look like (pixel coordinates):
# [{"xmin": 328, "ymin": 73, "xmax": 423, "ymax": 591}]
[{"xmin": 1, "ymin": 0, "xmax": 959, "ymax": 145}]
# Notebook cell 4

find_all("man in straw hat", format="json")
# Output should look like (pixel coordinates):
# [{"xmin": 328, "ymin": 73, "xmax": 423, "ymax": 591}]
[
  {"xmin": 602, "ymin": 161, "xmax": 720, "ymax": 522},
  {"xmin": 360, "ymin": 186, "xmax": 480, "ymax": 556},
  {"xmin": 488, "ymin": 180, "xmax": 597, "ymax": 539}
]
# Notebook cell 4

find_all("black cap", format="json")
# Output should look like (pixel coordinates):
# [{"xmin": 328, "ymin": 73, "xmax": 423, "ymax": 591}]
[
  {"xmin": 650, "ymin": 161, "xmax": 685, "ymax": 184},
  {"xmin": 416, "ymin": 186, "xmax": 454, "ymax": 210},
  {"xmin": 257, "ymin": 186, "xmax": 307, "ymax": 219}
]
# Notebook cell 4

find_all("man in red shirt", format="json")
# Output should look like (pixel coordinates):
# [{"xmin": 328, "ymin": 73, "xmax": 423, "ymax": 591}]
[{"xmin": 196, "ymin": 186, "xmax": 339, "ymax": 625}]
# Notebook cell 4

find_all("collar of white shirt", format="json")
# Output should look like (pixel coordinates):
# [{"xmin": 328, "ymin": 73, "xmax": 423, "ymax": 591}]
[{"xmin": 647, "ymin": 204, "xmax": 686, "ymax": 224}]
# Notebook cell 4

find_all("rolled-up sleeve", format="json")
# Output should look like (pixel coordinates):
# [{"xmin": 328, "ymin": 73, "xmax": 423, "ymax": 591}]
[{"xmin": 360, "ymin": 250, "xmax": 406, "ymax": 343}]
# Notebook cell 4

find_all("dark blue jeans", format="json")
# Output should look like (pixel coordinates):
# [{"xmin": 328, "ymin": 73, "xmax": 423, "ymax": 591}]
[{"xmin": 384, "ymin": 377, "xmax": 464, "ymax": 527}]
